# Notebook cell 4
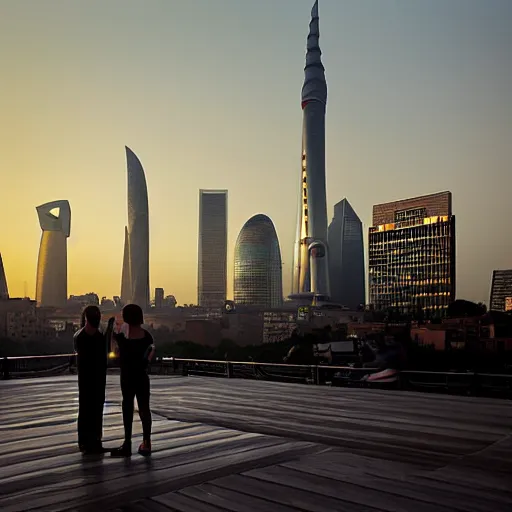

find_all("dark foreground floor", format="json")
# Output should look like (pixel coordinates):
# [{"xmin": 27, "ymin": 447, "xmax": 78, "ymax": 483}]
[{"xmin": 0, "ymin": 375, "xmax": 511, "ymax": 511}]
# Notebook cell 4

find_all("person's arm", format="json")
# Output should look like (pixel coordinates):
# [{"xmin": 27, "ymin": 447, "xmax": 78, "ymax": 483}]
[
  {"xmin": 147, "ymin": 343, "xmax": 156, "ymax": 363},
  {"xmin": 73, "ymin": 329, "xmax": 81, "ymax": 354},
  {"xmin": 144, "ymin": 333, "xmax": 156, "ymax": 363}
]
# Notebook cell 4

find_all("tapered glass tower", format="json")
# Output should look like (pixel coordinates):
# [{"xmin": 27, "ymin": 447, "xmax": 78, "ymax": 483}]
[
  {"xmin": 35, "ymin": 200, "xmax": 71, "ymax": 308},
  {"xmin": 234, "ymin": 214, "xmax": 283, "ymax": 308},
  {"xmin": 291, "ymin": 0, "xmax": 330, "ymax": 299},
  {"xmin": 121, "ymin": 147, "xmax": 150, "ymax": 309}
]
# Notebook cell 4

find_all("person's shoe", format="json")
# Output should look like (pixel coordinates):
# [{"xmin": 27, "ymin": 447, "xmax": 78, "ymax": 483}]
[
  {"xmin": 82, "ymin": 445, "xmax": 108, "ymax": 456},
  {"xmin": 110, "ymin": 443, "xmax": 132, "ymax": 457},
  {"xmin": 138, "ymin": 440, "xmax": 152, "ymax": 457},
  {"xmin": 88, "ymin": 444, "xmax": 110, "ymax": 455}
]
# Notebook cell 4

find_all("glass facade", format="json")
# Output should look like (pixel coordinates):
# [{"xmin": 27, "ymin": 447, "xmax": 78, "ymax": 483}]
[
  {"xmin": 234, "ymin": 214, "xmax": 283, "ymax": 308},
  {"xmin": 124, "ymin": 146, "xmax": 150, "ymax": 309},
  {"xmin": 198, "ymin": 190, "xmax": 227, "ymax": 308},
  {"xmin": 369, "ymin": 193, "xmax": 455, "ymax": 317},
  {"xmin": 489, "ymin": 269, "xmax": 512, "ymax": 312},
  {"xmin": 328, "ymin": 199, "xmax": 365, "ymax": 308}
]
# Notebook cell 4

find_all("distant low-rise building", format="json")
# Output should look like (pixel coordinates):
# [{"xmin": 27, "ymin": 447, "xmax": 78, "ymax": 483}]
[
  {"xmin": 0, "ymin": 298, "xmax": 55, "ymax": 340},
  {"xmin": 412, "ymin": 311, "xmax": 512, "ymax": 352},
  {"xmin": 69, "ymin": 293, "xmax": 99, "ymax": 307},
  {"xmin": 185, "ymin": 319, "xmax": 222, "ymax": 346},
  {"xmin": 263, "ymin": 311, "xmax": 296, "ymax": 343}
]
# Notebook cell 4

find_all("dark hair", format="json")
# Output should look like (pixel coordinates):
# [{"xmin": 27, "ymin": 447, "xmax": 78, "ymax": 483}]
[
  {"xmin": 122, "ymin": 304, "xmax": 144, "ymax": 326},
  {"xmin": 83, "ymin": 305, "xmax": 101, "ymax": 329}
]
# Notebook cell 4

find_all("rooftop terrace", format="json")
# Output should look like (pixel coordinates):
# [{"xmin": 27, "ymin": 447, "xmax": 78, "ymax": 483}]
[{"xmin": 1, "ymin": 374, "xmax": 511, "ymax": 511}]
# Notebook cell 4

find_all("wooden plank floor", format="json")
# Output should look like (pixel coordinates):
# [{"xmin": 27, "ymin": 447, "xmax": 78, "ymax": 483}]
[{"xmin": 0, "ymin": 375, "xmax": 511, "ymax": 511}]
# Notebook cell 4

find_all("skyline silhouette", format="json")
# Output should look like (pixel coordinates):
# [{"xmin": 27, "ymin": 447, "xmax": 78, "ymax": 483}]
[{"xmin": 0, "ymin": 0, "xmax": 511, "ymax": 304}]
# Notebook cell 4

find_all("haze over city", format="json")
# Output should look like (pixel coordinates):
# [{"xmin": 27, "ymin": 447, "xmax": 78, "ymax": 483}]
[{"xmin": 1, "ymin": 0, "xmax": 511, "ymax": 305}]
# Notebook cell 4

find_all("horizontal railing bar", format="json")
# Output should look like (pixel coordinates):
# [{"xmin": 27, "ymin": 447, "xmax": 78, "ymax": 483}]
[
  {"xmin": 2, "ymin": 355, "xmax": 511, "ymax": 380},
  {"xmin": 3, "ymin": 354, "xmax": 75, "ymax": 360}
]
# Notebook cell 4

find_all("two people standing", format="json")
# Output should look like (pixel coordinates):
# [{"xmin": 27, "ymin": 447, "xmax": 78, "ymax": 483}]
[{"xmin": 74, "ymin": 304, "xmax": 155, "ymax": 457}]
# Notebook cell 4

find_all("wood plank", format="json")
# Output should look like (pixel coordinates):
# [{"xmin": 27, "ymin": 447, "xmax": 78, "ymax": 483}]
[
  {"xmin": 280, "ymin": 451, "xmax": 512, "ymax": 511},
  {"xmin": 179, "ymin": 483, "xmax": 301, "ymax": 512},
  {"xmin": 180, "ymin": 480, "xmax": 374, "ymax": 512},
  {"xmin": 217, "ymin": 471, "xmax": 448, "ymax": 512},
  {"xmin": 155, "ymin": 492, "xmax": 228, "ymax": 512},
  {"xmin": 1, "ymin": 375, "xmax": 512, "ymax": 512},
  {"xmin": 118, "ymin": 499, "xmax": 176, "ymax": 511},
  {"xmin": 21, "ymin": 440, "xmax": 315, "ymax": 512}
]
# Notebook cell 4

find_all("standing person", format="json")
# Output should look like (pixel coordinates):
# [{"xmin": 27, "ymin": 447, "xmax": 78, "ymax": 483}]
[
  {"xmin": 74, "ymin": 305, "xmax": 108, "ymax": 454},
  {"xmin": 110, "ymin": 304, "xmax": 155, "ymax": 457}
]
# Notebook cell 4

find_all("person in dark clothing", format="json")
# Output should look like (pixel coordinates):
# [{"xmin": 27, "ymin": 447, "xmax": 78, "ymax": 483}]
[
  {"xmin": 110, "ymin": 304, "xmax": 155, "ymax": 457},
  {"xmin": 74, "ymin": 305, "xmax": 108, "ymax": 455}
]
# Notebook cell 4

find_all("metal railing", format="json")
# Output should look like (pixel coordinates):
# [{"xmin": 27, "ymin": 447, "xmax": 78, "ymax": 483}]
[
  {"xmin": 1, "ymin": 354, "xmax": 76, "ymax": 379},
  {"xmin": 1, "ymin": 354, "xmax": 511, "ymax": 398}
]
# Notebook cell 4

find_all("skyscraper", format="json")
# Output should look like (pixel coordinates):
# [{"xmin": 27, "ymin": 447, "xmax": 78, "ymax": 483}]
[
  {"xmin": 0, "ymin": 253, "xmax": 9, "ymax": 300},
  {"xmin": 35, "ymin": 200, "xmax": 71, "ymax": 308},
  {"xmin": 234, "ymin": 214, "xmax": 283, "ymax": 308},
  {"xmin": 120, "ymin": 225, "xmax": 131, "ymax": 305},
  {"xmin": 197, "ymin": 190, "xmax": 227, "ymax": 307},
  {"xmin": 121, "ymin": 146, "xmax": 150, "ymax": 309},
  {"xmin": 328, "ymin": 199, "xmax": 365, "ymax": 308},
  {"xmin": 292, "ymin": 0, "xmax": 330, "ymax": 299},
  {"xmin": 489, "ymin": 269, "xmax": 512, "ymax": 312},
  {"xmin": 368, "ymin": 191, "xmax": 456, "ymax": 317}
]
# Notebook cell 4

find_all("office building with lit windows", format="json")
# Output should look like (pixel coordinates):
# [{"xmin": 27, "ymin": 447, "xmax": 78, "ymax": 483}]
[
  {"xmin": 489, "ymin": 269, "xmax": 512, "ymax": 312},
  {"xmin": 368, "ymin": 191, "xmax": 455, "ymax": 317},
  {"xmin": 234, "ymin": 214, "xmax": 283, "ymax": 308},
  {"xmin": 198, "ymin": 190, "xmax": 227, "ymax": 307}
]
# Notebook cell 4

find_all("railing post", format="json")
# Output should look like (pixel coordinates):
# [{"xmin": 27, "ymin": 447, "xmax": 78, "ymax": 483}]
[
  {"xmin": 315, "ymin": 365, "xmax": 320, "ymax": 385},
  {"xmin": 226, "ymin": 362, "xmax": 232, "ymax": 378},
  {"xmin": 2, "ymin": 357, "xmax": 11, "ymax": 380}
]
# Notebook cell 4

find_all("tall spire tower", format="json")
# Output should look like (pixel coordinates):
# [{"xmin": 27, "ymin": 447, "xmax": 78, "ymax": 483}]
[{"xmin": 291, "ymin": 0, "xmax": 330, "ymax": 299}]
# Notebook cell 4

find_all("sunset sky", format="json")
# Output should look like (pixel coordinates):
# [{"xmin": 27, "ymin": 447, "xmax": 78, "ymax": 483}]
[{"xmin": 0, "ymin": 0, "xmax": 511, "ymax": 305}]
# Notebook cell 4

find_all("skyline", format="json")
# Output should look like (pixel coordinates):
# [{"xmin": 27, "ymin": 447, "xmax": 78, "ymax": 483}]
[{"xmin": 1, "ymin": 0, "xmax": 511, "ymax": 304}]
